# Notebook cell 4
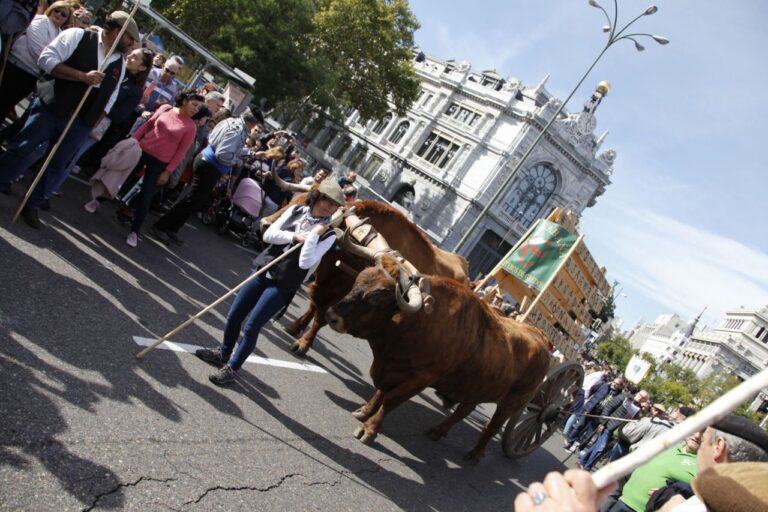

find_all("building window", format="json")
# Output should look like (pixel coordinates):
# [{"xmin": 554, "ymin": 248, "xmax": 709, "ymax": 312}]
[
  {"xmin": 501, "ymin": 163, "xmax": 557, "ymax": 226},
  {"xmin": 370, "ymin": 113, "xmax": 393, "ymax": 135},
  {"xmin": 346, "ymin": 145, "xmax": 367, "ymax": 171},
  {"xmin": 466, "ymin": 230, "xmax": 512, "ymax": 279},
  {"xmin": 421, "ymin": 93, "xmax": 434, "ymax": 108},
  {"xmin": 318, "ymin": 128, "xmax": 338, "ymax": 151},
  {"xmin": 416, "ymin": 132, "xmax": 461, "ymax": 169},
  {"xmin": 445, "ymin": 102, "xmax": 481, "ymax": 126},
  {"xmin": 361, "ymin": 154, "xmax": 384, "ymax": 179},
  {"xmin": 331, "ymin": 135, "xmax": 352, "ymax": 159},
  {"xmin": 389, "ymin": 121, "xmax": 410, "ymax": 144}
]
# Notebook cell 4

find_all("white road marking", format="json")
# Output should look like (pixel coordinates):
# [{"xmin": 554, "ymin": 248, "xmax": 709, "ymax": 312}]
[{"xmin": 132, "ymin": 336, "xmax": 327, "ymax": 373}]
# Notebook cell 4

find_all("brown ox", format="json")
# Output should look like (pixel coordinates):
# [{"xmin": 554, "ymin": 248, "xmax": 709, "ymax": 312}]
[
  {"xmin": 324, "ymin": 256, "xmax": 550, "ymax": 463},
  {"xmin": 262, "ymin": 197, "xmax": 469, "ymax": 356}
]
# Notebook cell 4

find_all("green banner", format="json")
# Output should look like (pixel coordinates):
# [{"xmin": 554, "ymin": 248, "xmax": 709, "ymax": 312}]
[{"xmin": 501, "ymin": 219, "xmax": 578, "ymax": 291}]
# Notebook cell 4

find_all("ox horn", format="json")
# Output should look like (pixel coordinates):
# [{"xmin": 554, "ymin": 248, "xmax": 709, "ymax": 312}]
[
  {"xmin": 337, "ymin": 228, "xmax": 378, "ymax": 261},
  {"xmin": 270, "ymin": 155, "xmax": 312, "ymax": 193},
  {"xmin": 395, "ymin": 280, "xmax": 423, "ymax": 314}
]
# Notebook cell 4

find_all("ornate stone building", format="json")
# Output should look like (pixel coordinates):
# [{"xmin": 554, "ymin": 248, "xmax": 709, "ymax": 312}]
[
  {"xmin": 631, "ymin": 306, "xmax": 768, "ymax": 413},
  {"xmin": 290, "ymin": 52, "xmax": 616, "ymax": 276}
]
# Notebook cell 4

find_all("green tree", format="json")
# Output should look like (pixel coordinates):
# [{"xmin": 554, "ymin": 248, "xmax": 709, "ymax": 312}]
[
  {"xmin": 595, "ymin": 335, "xmax": 635, "ymax": 371},
  {"xmin": 140, "ymin": 0, "xmax": 420, "ymax": 120}
]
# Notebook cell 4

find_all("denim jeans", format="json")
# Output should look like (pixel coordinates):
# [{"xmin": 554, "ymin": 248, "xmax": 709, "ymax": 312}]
[
  {"xmin": 220, "ymin": 274, "xmax": 286, "ymax": 371},
  {"xmin": 579, "ymin": 429, "xmax": 611, "ymax": 470},
  {"xmin": 563, "ymin": 414, "xmax": 578, "ymax": 438},
  {"xmin": 129, "ymin": 152, "xmax": 168, "ymax": 233},
  {"xmin": 154, "ymin": 154, "xmax": 221, "ymax": 234},
  {"xmin": 608, "ymin": 440, "xmax": 629, "ymax": 462},
  {"xmin": 0, "ymin": 99, "xmax": 92, "ymax": 209}
]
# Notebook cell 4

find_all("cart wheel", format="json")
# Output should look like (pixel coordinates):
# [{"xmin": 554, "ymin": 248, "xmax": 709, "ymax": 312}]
[
  {"xmin": 201, "ymin": 210, "xmax": 216, "ymax": 225},
  {"xmin": 501, "ymin": 361, "xmax": 584, "ymax": 458}
]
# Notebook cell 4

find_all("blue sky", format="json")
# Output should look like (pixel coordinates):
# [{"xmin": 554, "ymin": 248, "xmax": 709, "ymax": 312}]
[{"xmin": 408, "ymin": 0, "xmax": 768, "ymax": 329}]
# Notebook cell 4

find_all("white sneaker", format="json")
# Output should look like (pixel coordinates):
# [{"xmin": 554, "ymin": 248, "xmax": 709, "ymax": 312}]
[
  {"xmin": 84, "ymin": 199, "xmax": 100, "ymax": 213},
  {"xmin": 126, "ymin": 232, "xmax": 138, "ymax": 247}
]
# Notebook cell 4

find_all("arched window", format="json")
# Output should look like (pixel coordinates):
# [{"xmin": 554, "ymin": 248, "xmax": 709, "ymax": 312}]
[
  {"xmin": 501, "ymin": 163, "xmax": 557, "ymax": 225},
  {"xmin": 389, "ymin": 121, "xmax": 410, "ymax": 144},
  {"xmin": 371, "ymin": 113, "xmax": 393, "ymax": 134}
]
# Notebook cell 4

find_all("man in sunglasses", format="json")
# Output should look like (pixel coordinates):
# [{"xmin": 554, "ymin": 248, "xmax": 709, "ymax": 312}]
[
  {"xmin": 141, "ymin": 56, "xmax": 181, "ymax": 112},
  {"xmin": 0, "ymin": 10, "xmax": 137, "ymax": 228}
]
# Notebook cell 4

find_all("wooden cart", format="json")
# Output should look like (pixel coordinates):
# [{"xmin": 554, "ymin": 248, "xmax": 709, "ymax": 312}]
[{"xmin": 475, "ymin": 208, "xmax": 613, "ymax": 458}]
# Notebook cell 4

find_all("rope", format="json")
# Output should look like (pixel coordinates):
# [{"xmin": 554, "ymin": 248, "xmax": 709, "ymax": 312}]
[{"xmin": 559, "ymin": 407, "xmax": 640, "ymax": 424}]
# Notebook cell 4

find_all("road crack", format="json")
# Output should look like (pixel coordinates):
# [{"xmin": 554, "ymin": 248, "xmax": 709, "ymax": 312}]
[
  {"xmin": 82, "ymin": 476, "xmax": 177, "ymax": 512},
  {"xmin": 183, "ymin": 473, "xmax": 301, "ymax": 506}
]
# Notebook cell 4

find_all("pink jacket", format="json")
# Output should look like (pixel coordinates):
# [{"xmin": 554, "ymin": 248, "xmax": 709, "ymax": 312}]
[{"xmin": 89, "ymin": 138, "xmax": 143, "ymax": 198}]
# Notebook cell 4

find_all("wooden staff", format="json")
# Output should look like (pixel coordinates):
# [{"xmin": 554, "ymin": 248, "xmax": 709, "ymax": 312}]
[
  {"xmin": 12, "ymin": 0, "xmax": 142, "ymax": 223},
  {"xmin": 135, "ymin": 242, "xmax": 304, "ymax": 359},
  {"xmin": 592, "ymin": 366, "xmax": 768, "ymax": 490}
]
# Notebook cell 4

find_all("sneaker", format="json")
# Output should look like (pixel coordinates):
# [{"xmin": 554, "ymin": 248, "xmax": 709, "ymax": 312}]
[
  {"xmin": 149, "ymin": 225, "xmax": 170, "ymax": 244},
  {"xmin": 209, "ymin": 366, "xmax": 237, "ymax": 386},
  {"xmin": 20, "ymin": 207, "xmax": 41, "ymax": 229},
  {"xmin": 126, "ymin": 232, "xmax": 138, "ymax": 248},
  {"xmin": 165, "ymin": 231, "xmax": 184, "ymax": 245},
  {"xmin": 195, "ymin": 347, "xmax": 228, "ymax": 367},
  {"xmin": 569, "ymin": 443, "xmax": 581, "ymax": 453},
  {"xmin": 84, "ymin": 199, "xmax": 100, "ymax": 213},
  {"xmin": 563, "ymin": 440, "xmax": 572, "ymax": 449}
]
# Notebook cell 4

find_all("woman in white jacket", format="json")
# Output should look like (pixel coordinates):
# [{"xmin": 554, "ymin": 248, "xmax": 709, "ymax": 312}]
[
  {"xmin": 0, "ymin": 1, "xmax": 71, "ymax": 121},
  {"xmin": 195, "ymin": 179, "xmax": 344, "ymax": 385}
]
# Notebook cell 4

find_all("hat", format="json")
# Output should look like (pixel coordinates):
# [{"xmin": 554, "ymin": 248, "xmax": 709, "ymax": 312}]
[
  {"xmin": 108, "ymin": 11, "xmax": 141, "ymax": 44},
  {"xmin": 692, "ymin": 462, "xmax": 768, "ymax": 512},
  {"xmin": 651, "ymin": 403, "xmax": 667, "ymax": 413},
  {"xmin": 678, "ymin": 406, "xmax": 696, "ymax": 418},
  {"xmin": 711, "ymin": 414, "xmax": 768, "ymax": 453},
  {"xmin": 316, "ymin": 177, "xmax": 344, "ymax": 206}
]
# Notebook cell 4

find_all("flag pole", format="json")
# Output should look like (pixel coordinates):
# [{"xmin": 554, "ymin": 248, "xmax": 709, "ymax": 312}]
[{"xmin": 12, "ymin": 0, "xmax": 142, "ymax": 223}]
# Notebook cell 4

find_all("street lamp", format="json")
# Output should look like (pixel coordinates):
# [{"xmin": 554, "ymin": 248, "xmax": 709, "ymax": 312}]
[{"xmin": 453, "ymin": 0, "xmax": 668, "ymax": 252}]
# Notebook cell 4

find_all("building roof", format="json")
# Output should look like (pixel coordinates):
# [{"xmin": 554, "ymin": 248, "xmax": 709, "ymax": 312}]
[{"xmin": 137, "ymin": 4, "xmax": 255, "ymax": 88}]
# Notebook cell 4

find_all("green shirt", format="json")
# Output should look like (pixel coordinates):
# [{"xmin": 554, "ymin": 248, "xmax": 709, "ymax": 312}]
[{"xmin": 619, "ymin": 443, "xmax": 698, "ymax": 512}]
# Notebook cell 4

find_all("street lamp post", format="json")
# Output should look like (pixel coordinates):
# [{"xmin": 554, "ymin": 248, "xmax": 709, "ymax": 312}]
[{"xmin": 452, "ymin": 0, "xmax": 668, "ymax": 253}]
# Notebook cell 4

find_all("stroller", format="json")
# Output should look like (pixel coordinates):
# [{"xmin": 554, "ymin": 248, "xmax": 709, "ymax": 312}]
[{"xmin": 207, "ymin": 177, "xmax": 264, "ymax": 248}]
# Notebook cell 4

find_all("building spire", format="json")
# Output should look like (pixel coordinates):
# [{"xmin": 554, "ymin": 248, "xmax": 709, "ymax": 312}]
[{"xmin": 684, "ymin": 306, "xmax": 707, "ymax": 338}]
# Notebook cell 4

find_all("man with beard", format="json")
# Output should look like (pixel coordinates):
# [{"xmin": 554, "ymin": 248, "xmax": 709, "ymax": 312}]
[{"xmin": 0, "ymin": 10, "xmax": 137, "ymax": 228}]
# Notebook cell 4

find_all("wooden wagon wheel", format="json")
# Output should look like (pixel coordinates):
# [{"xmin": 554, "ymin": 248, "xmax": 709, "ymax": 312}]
[{"xmin": 501, "ymin": 361, "xmax": 584, "ymax": 458}]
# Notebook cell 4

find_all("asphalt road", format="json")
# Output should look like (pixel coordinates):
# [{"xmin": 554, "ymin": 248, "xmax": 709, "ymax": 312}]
[{"xmin": 0, "ymin": 175, "xmax": 575, "ymax": 511}]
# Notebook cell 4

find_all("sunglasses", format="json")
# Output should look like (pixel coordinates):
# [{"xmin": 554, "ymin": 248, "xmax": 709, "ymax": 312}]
[
  {"xmin": 165, "ymin": 69, "xmax": 177, "ymax": 75},
  {"xmin": 53, "ymin": 9, "xmax": 69, "ymax": 18}
]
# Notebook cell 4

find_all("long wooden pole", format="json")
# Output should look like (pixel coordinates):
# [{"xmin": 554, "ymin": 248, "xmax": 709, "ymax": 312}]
[
  {"xmin": 12, "ymin": 0, "xmax": 142, "ymax": 223},
  {"xmin": 592, "ymin": 366, "xmax": 768, "ymax": 490},
  {"xmin": 135, "ymin": 242, "xmax": 304, "ymax": 359}
]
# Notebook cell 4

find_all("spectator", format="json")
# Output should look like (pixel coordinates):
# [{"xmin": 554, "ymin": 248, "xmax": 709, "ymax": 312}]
[
  {"xmin": 300, "ymin": 168, "xmax": 328, "ymax": 187},
  {"xmin": 578, "ymin": 390, "xmax": 650, "ymax": 470},
  {"xmin": 151, "ymin": 52, "xmax": 165, "ymax": 69},
  {"xmin": 76, "ymin": 47, "xmax": 154, "ymax": 174},
  {"xmin": 141, "ymin": 56, "xmax": 181, "ymax": 112},
  {"xmin": 124, "ymin": 92, "xmax": 202, "ymax": 247},
  {"xmin": 150, "ymin": 109, "xmax": 261, "ymax": 245},
  {"xmin": 0, "ymin": 10, "xmax": 136, "ymax": 228},
  {"xmin": 0, "ymin": 1, "xmax": 70, "ymax": 122},
  {"xmin": 565, "ymin": 376, "xmax": 625, "ymax": 451},
  {"xmin": 337, "ymin": 170, "xmax": 357, "ymax": 187},
  {"xmin": 649, "ymin": 414, "xmax": 768, "ymax": 511},
  {"xmin": 563, "ymin": 368, "xmax": 610, "ymax": 440},
  {"xmin": 341, "ymin": 184, "xmax": 358, "ymax": 204}
]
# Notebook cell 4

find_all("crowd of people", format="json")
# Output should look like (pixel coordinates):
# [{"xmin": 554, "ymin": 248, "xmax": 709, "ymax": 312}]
[
  {"xmin": 0, "ymin": 0, "xmax": 341, "ymax": 250},
  {"xmin": 515, "ymin": 362, "xmax": 768, "ymax": 512}
]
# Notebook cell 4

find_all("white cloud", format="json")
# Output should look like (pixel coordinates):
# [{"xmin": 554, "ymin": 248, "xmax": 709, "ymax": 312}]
[{"xmin": 583, "ymin": 207, "xmax": 768, "ymax": 326}]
